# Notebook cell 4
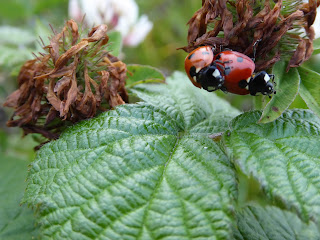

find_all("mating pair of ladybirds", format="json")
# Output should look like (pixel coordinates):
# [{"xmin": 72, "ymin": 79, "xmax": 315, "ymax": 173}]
[{"xmin": 185, "ymin": 46, "xmax": 276, "ymax": 96}]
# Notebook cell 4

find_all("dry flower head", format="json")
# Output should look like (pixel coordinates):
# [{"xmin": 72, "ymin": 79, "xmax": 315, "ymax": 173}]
[
  {"xmin": 4, "ymin": 20, "xmax": 128, "ymax": 141},
  {"xmin": 182, "ymin": 0, "xmax": 319, "ymax": 71}
]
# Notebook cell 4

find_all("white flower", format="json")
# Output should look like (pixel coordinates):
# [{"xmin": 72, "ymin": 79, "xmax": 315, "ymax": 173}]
[
  {"xmin": 68, "ymin": 0, "xmax": 153, "ymax": 46},
  {"xmin": 313, "ymin": 10, "xmax": 320, "ymax": 38},
  {"xmin": 123, "ymin": 15, "xmax": 153, "ymax": 47}
]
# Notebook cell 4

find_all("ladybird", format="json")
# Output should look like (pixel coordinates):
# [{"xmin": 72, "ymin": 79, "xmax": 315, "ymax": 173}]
[
  {"xmin": 213, "ymin": 50, "xmax": 255, "ymax": 95},
  {"xmin": 184, "ymin": 46, "xmax": 224, "ymax": 92},
  {"xmin": 214, "ymin": 50, "xmax": 275, "ymax": 96}
]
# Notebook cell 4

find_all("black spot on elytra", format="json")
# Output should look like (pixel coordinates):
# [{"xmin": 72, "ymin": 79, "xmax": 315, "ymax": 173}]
[
  {"xmin": 188, "ymin": 53, "xmax": 195, "ymax": 59},
  {"xmin": 216, "ymin": 54, "xmax": 221, "ymax": 60},
  {"xmin": 237, "ymin": 57, "xmax": 243, "ymax": 62},
  {"xmin": 189, "ymin": 66, "xmax": 196, "ymax": 77},
  {"xmin": 238, "ymin": 79, "xmax": 248, "ymax": 88}
]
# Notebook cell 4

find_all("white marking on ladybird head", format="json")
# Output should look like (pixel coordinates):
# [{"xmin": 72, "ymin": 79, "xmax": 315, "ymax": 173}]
[
  {"xmin": 193, "ymin": 76, "xmax": 198, "ymax": 82},
  {"xmin": 207, "ymin": 86, "xmax": 216, "ymax": 91},
  {"xmin": 212, "ymin": 69, "xmax": 221, "ymax": 78},
  {"xmin": 196, "ymin": 68, "xmax": 201, "ymax": 73},
  {"xmin": 264, "ymin": 74, "xmax": 270, "ymax": 82}
]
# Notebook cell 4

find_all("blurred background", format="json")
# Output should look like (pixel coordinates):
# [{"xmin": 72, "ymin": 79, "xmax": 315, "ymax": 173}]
[{"xmin": 0, "ymin": 0, "xmax": 309, "ymax": 160}]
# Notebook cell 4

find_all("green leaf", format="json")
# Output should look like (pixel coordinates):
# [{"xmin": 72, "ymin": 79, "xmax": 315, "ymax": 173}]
[
  {"xmin": 0, "ymin": 155, "xmax": 38, "ymax": 239},
  {"xmin": 298, "ymin": 66, "xmax": 320, "ymax": 118},
  {"xmin": 0, "ymin": 45, "xmax": 33, "ymax": 68},
  {"xmin": 224, "ymin": 110, "xmax": 320, "ymax": 221},
  {"xmin": 312, "ymin": 38, "xmax": 320, "ymax": 55},
  {"xmin": 259, "ymin": 61, "xmax": 300, "ymax": 123},
  {"xmin": 24, "ymin": 72, "xmax": 240, "ymax": 239},
  {"xmin": 233, "ymin": 205, "xmax": 319, "ymax": 240},
  {"xmin": 0, "ymin": 26, "xmax": 35, "ymax": 46},
  {"xmin": 107, "ymin": 31, "xmax": 122, "ymax": 57},
  {"xmin": 0, "ymin": 1, "xmax": 31, "ymax": 22},
  {"xmin": 126, "ymin": 64, "xmax": 165, "ymax": 88}
]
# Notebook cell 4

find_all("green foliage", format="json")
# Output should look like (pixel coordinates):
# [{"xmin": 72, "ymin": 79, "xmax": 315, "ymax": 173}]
[
  {"xmin": 312, "ymin": 38, "xmax": 320, "ymax": 55},
  {"xmin": 298, "ymin": 66, "xmax": 320, "ymax": 117},
  {"xmin": 234, "ymin": 205, "xmax": 319, "ymax": 240},
  {"xmin": 0, "ymin": 26, "xmax": 35, "ymax": 45},
  {"xmin": 108, "ymin": 31, "xmax": 123, "ymax": 57},
  {"xmin": 259, "ymin": 56, "xmax": 320, "ymax": 122},
  {"xmin": 0, "ymin": 138, "xmax": 38, "ymax": 239},
  {"xmin": 23, "ymin": 73, "xmax": 320, "ymax": 239},
  {"xmin": 0, "ymin": 26, "xmax": 35, "ymax": 70},
  {"xmin": 126, "ymin": 64, "xmax": 165, "ymax": 88},
  {"xmin": 225, "ymin": 109, "xmax": 320, "ymax": 221},
  {"xmin": 259, "ymin": 61, "xmax": 300, "ymax": 123},
  {"xmin": 0, "ymin": 0, "xmax": 67, "ymax": 26},
  {"xmin": 23, "ymin": 73, "xmax": 239, "ymax": 239}
]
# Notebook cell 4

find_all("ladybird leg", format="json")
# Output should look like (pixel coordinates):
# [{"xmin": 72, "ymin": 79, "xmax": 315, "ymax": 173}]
[
  {"xmin": 215, "ymin": 62, "xmax": 233, "ymax": 76},
  {"xmin": 215, "ymin": 60, "xmax": 233, "ymax": 65},
  {"xmin": 214, "ymin": 61, "xmax": 225, "ymax": 70},
  {"xmin": 269, "ymin": 74, "xmax": 276, "ymax": 87},
  {"xmin": 214, "ymin": 62, "xmax": 226, "ymax": 75},
  {"xmin": 269, "ymin": 74, "xmax": 275, "ymax": 82},
  {"xmin": 220, "ymin": 86, "xmax": 228, "ymax": 93},
  {"xmin": 252, "ymin": 39, "xmax": 262, "ymax": 61}
]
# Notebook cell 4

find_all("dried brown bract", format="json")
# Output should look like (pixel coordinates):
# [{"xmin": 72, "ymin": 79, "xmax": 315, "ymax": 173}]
[
  {"xmin": 182, "ymin": 0, "xmax": 319, "ymax": 71},
  {"xmin": 4, "ymin": 20, "xmax": 128, "ymax": 140}
]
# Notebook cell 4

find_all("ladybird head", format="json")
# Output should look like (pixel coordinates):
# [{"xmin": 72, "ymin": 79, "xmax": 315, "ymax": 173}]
[
  {"xmin": 261, "ymin": 72, "xmax": 276, "ymax": 96},
  {"xmin": 198, "ymin": 64, "xmax": 224, "ymax": 92},
  {"xmin": 249, "ymin": 71, "xmax": 276, "ymax": 96}
]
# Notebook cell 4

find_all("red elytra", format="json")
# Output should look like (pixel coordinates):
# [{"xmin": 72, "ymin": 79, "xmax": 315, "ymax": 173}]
[
  {"xmin": 184, "ymin": 46, "xmax": 214, "ymax": 88},
  {"xmin": 214, "ymin": 51, "xmax": 255, "ymax": 95}
]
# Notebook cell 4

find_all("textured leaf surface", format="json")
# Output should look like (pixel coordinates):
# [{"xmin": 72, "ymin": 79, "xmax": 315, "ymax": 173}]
[
  {"xmin": 259, "ymin": 61, "xmax": 300, "ymax": 123},
  {"xmin": 24, "ymin": 72, "xmax": 240, "ymax": 239},
  {"xmin": 298, "ymin": 66, "xmax": 320, "ymax": 118},
  {"xmin": 233, "ymin": 205, "xmax": 319, "ymax": 240},
  {"xmin": 0, "ymin": 155, "xmax": 38, "ymax": 239},
  {"xmin": 225, "ymin": 110, "xmax": 320, "ymax": 221},
  {"xmin": 126, "ymin": 65, "xmax": 165, "ymax": 88}
]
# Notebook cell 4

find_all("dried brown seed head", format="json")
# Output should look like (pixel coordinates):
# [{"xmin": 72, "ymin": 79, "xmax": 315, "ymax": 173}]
[{"xmin": 3, "ymin": 20, "xmax": 128, "ymax": 142}]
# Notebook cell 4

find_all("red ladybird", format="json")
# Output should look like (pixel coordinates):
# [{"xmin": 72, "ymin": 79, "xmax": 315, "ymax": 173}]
[
  {"xmin": 184, "ymin": 46, "xmax": 224, "ymax": 92},
  {"xmin": 213, "ymin": 50, "xmax": 255, "ymax": 95},
  {"xmin": 214, "ymin": 50, "xmax": 275, "ymax": 96}
]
